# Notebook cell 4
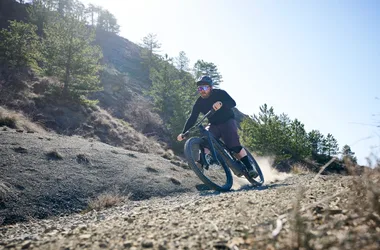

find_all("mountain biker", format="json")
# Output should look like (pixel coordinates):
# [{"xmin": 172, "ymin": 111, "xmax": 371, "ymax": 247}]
[{"xmin": 177, "ymin": 75, "xmax": 258, "ymax": 178}]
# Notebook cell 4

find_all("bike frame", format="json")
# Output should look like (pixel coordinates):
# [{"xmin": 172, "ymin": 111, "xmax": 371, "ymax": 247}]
[{"xmin": 183, "ymin": 110, "xmax": 245, "ymax": 175}]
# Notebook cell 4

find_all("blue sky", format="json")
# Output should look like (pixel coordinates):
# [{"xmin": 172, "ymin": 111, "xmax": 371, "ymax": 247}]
[{"xmin": 81, "ymin": 0, "xmax": 380, "ymax": 166}]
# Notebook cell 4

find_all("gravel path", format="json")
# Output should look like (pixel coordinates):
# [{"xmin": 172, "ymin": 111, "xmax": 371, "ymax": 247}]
[{"xmin": 3, "ymin": 173, "xmax": 373, "ymax": 250}]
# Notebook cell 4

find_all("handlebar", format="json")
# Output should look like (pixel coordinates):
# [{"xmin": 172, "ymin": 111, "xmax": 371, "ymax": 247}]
[{"xmin": 181, "ymin": 108, "xmax": 217, "ymax": 139}]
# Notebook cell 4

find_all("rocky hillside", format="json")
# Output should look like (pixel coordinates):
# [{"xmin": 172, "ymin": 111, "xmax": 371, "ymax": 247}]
[
  {"xmin": 0, "ymin": 0, "xmax": 169, "ymax": 147},
  {"xmin": 0, "ymin": 0, "xmax": 247, "ymax": 147}
]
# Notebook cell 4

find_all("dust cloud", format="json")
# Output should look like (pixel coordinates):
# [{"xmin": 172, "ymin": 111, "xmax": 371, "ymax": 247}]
[{"xmin": 232, "ymin": 156, "xmax": 292, "ymax": 190}]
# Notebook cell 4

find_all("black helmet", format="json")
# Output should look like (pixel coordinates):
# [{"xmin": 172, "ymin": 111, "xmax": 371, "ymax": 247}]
[{"xmin": 196, "ymin": 75, "xmax": 213, "ymax": 86}]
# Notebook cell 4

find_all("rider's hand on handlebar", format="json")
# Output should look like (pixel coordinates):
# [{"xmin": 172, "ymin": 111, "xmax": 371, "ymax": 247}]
[
  {"xmin": 177, "ymin": 133, "xmax": 185, "ymax": 141},
  {"xmin": 213, "ymin": 101, "xmax": 223, "ymax": 111}
]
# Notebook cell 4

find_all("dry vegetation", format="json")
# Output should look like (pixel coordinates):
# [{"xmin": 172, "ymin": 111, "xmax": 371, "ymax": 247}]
[
  {"xmin": 1, "ymin": 68, "xmax": 169, "ymax": 157},
  {"xmin": 161, "ymin": 149, "xmax": 175, "ymax": 160},
  {"xmin": 245, "ymin": 159, "xmax": 380, "ymax": 250},
  {"xmin": 290, "ymin": 163, "xmax": 312, "ymax": 175},
  {"xmin": 0, "ymin": 106, "xmax": 46, "ymax": 133},
  {"xmin": 86, "ymin": 192, "xmax": 128, "ymax": 212},
  {"xmin": 87, "ymin": 107, "xmax": 165, "ymax": 154}
]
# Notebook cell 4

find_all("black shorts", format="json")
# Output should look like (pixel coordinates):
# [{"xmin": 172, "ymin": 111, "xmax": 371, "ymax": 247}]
[{"xmin": 207, "ymin": 119, "xmax": 241, "ymax": 150}]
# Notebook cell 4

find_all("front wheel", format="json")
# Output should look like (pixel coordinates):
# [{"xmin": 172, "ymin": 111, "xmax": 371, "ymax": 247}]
[
  {"xmin": 243, "ymin": 147, "xmax": 265, "ymax": 186},
  {"xmin": 184, "ymin": 137, "xmax": 233, "ymax": 191}
]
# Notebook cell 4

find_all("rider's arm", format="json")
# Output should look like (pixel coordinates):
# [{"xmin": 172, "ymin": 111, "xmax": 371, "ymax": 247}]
[
  {"xmin": 182, "ymin": 102, "xmax": 200, "ymax": 134},
  {"xmin": 220, "ymin": 90, "xmax": 236, "ymax": 109}
]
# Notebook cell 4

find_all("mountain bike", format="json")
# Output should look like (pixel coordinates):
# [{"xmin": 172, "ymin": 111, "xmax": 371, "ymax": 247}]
[{"xmin": 182, "ymin": 109, "xmax": 264, "ymax": 192}]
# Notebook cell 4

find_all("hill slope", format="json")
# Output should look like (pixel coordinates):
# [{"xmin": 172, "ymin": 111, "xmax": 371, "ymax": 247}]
[{"xmin": 0, "ymin": 127, "xmax": 201, "ymax": 225}]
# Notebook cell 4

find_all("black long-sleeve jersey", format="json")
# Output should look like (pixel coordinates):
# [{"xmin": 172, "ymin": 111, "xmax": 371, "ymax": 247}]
[{"xmin": 182, "ymin": 89, "xmax": 236, "ymax": 133}]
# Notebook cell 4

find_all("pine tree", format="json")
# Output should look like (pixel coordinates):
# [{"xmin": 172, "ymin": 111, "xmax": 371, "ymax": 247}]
[
  {"xmin": 308, "ymin": 130, "xmax": 324, "ymax": 156},
  {"xmin": 146, "ymin": 52, "xmax": 197, "ymax": 150},
  {"xmin": 239, "ymin": 104, "xmax": 291, "ymax": 158},
  {"xmin": 97, "ymin": 9, "xmax": 120, "ymax": 34},
  {"xmin": 175, "ymin": 51, "xmax": 190, "ymax": 78},
  {"xmin": 239, "ymin": 105, "xmax": 319, "ymax": 161},
  {"xmin": 71, "ymin": 1, "xmax": 87, "ymax": 22},
  {"xmin": 289, "ymin": 119, "xmax": 311, "ymax": 159},
  {"xmin": 0, "ymin": 20, "xmax": 41, "ymax": 72},
  {"xmin": 147, "ymin": 54, "xmax": 175, "ymax": 120},
  {"xmin": 193, "ymin": 60, "xmax": 223, "ymax": 86},
  {"xmin": 27, "ymin": 0, "xmax": 57, "ymax": 35},
  {"xmin": 85, "ymin": 4, "xmax": 101, "ymax": 27},
  {"xmin": 42, "ymin": 13, "xmax": 103, "ymax": 98},
  {"xmin": 56, "ymin": 0, "xmax": 75, "ymax": 16},
  {"xmin": 341, "ymin": 144, "xmax": 357, "ymax": 163},
  {"xmin": 322, "ymin": 133, "xmax": 339, "ymax": 157},
  {"xmin": 141, "ymin": 33, "xmax": 161, "ymax": 73}
]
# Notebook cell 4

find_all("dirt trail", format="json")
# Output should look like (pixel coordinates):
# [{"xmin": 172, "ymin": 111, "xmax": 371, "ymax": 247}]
[
  {"xmin": 2, "ymin": 173, "xmax": 375, "ymax": 250},
  {"xmin": 1, "ymin": 129, "xmax": 379, "ymax": 250}
]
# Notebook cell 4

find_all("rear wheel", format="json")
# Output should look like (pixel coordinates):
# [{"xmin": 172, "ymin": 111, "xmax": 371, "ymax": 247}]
[
  {"xmin": 243, "ymin": 147, "xmax": 264, "ymax": 186},
  {"xmin": 184, "ymin": 137, "xmax": 233, "ymax": 191}
]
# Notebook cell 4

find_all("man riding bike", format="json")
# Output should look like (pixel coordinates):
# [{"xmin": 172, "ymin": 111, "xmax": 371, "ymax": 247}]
[{"xmin": 177, "ymin": 75, "xmax": 258, "ymax": 178}]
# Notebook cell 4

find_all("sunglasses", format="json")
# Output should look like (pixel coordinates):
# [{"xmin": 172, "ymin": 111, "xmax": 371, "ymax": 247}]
[{"xmin": 197, "ymin": 86, "xmax": 210, "ymax": 92}]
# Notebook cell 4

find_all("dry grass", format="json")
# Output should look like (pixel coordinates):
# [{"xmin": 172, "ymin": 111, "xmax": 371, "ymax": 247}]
[
  {"xmin": 90, "ymin": 107, "xmax": 165, "ymax": 155},
  {"xmin": 126, "ymin": 98, "xmax": 164, "ymax": 134},
  {"xmin": 293, "ymin": 162, "xmax": 379, "ymax": 249},
  {"xmin": 349, "ymin": 164, "xmax": 380, "ymax": 216},
  {"xmin": 32, "ymin": 76, "xmax": 63, "ymax": 95},
  {"xmin": 0, "ymin": 106, "xmax": 46, "ymax": 133},
  {"xmin": 87, "ymin": 192, "xmax": 127, "ymax": 211},
  {"xmin": 2, "ymin": 84, "xmax": 166, "ymax": 156},
  {"xmin": 243, "ymin": 157, "xmax": 380, "ymax": 249},
  {"xmin": 0, "ymin": 116, "xmax": 16, "ymax": 128},
  {"xmin": 76, "ymin": 153, "xmax": 91, "ymax": 165},
  {"xmin": 288, "ymin": 187, "xmax": 314, "ymax": 249},
  {"xmin": 290, "ymin": 163, "xmax": 312, "ymax": 175},
  {"xmin": 162, "ymin": 150, "xmax": 175, "ymax": 160}
]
